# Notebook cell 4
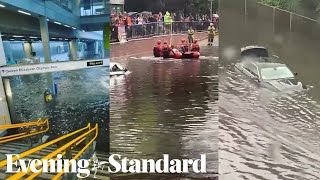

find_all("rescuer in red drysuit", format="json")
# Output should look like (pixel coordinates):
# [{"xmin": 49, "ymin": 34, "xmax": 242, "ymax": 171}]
[
  {"xmin": 191, "ymin": 39, "xmax": 200, "ymax": 52},
  {"xmin": 178, "ymin": 39, "xmax": 189, "ymax": 53},
  {"xmin": 153, "ymin": 40, "xmax": 162, "ymax": 57},
  {"xmin": 162, "ymin": 41, "xmax": 174, "ymax": 59}
]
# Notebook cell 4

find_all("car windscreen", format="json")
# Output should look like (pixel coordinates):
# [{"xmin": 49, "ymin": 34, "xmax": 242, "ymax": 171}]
[
  {"xmin": 260, "ymin": 66, "xmax": 294, "ymax": 80},
  {"xmin": 110, "ymin": 64, "xmax": 124, "ymax": 71}
]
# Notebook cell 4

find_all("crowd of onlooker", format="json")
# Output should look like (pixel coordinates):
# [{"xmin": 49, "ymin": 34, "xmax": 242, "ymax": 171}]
[{"xmin": 111, "ymin": 11, "xmax": 219, "ymax": 42}]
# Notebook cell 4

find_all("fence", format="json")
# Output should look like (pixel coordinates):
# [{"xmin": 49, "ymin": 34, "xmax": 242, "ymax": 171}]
[
  {"xmin": 242, "ymin": 0, "xmax": 320, "ymax": 45},
  {"xmin": 220, "ymin": 0, "xmax": 320, "ymax": 100},
  {"xmin": 111, "ymin": 21, "xmax": 214, "ymax": 43},
  {"xmin": 220, "ymin": 0, "xmax": 320, "ymax": 59}
]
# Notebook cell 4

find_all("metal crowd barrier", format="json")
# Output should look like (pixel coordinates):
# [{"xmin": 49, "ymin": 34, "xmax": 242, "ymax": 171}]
[
  {"xmin": 111, "ymin": 21, "xmax": 212, "ymax": 42},
  {"xmin": 0, "ymin": 119, "xmax": 49, "ymax": 144},
  {"xmin": 1, "ymin": 123, "xmax": 98, "ymax": 180}
]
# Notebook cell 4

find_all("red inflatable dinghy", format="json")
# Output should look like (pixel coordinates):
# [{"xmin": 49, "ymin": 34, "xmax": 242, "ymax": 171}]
[{"xmin": 153, "ymin": 48, "xmax": 200, "ymax": 59}]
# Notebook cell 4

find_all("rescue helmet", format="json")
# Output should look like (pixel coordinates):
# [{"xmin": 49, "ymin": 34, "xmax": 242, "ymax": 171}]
[
  {"xmin": 157, "ymin": 40, "xmax": 161, "ymax": 44},
  {"xmin": 210, "ymin": 23, "xmax": 214, "ymax": 26}
]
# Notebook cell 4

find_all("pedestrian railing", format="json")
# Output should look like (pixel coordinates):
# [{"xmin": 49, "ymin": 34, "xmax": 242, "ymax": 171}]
[
  {"xmin": 0, "ymin": 118, "xmax": 49, "ymax": 144},
  {"xmin": 111, "ymin": 21, "xmax": 214, "ymax": 42},
  {"xmin": 1, "ymin": 123, "xmax": 98, "ymax": 180}
]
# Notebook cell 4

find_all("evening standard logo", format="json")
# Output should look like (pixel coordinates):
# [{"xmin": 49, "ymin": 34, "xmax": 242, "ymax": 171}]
[{"xmin": 6, "ymin": 154, "xmax": 207, "ymax": 178}]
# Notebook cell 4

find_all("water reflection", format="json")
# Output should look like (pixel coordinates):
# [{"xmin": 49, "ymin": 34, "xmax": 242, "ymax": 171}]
[{"xmin": 110, "ymin": 46, "xmax": 218, "ymax": 178}]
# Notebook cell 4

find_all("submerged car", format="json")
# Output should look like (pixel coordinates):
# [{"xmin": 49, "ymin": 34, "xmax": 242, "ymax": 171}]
[
  {"xmin": 110, "ymin": 63, "xmax": 128, "ymax": 76},
  {"xmin": 235, "ymin": 61, "xmax": 303, "ymax": 91}
]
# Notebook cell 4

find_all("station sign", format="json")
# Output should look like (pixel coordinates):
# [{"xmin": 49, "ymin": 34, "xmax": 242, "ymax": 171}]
[
  {"xmin": 87, "ymin": 60, "xmax": 103, "ymax": 66},
  {"xmin": 0, "ymin": 59, "xmax": 109, "ymax": 77}
]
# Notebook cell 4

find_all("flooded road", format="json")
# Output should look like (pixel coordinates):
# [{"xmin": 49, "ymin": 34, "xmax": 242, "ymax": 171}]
[
  {"xmin": 110, "ymin": 42, "xmax": 219, "ymax": 179},
  {"xmin": 4, "ymin": 67, "xmax": 109, "ymax": 152},
  {"xmin": 219, "ymin": 64, "xmax": 320, "ymax": 179},
  {"xmin": 219, "ymin": 0, "xmax": 320, "ymax": 179}
]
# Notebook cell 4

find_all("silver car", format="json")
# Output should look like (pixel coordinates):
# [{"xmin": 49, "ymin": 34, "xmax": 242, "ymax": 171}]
[{"xmin": 235, "ymin": 61, "xmax": 304, "ymax": 91}]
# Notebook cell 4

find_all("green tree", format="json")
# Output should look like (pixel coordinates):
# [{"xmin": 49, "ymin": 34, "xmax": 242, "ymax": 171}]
[
  {"xmin": 124, "ymin": 0, "xmax": 218, "ymax": 15},
  {"xmin": 260, "ymin": 0, "xmax": 299, "ymax": 11},
  {"xmin": 259, "ymin": 0, "xmax": 320, "ymax": 19}
]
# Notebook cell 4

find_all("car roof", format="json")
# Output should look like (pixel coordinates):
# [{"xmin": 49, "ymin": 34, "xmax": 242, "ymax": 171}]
[
  {"xmin": 240, "ymin": 45, "xmax": 266, "ymax": 52},
  {"xmin": 110, "ymin": 62, "xmax": 124, "ymax": 69}
]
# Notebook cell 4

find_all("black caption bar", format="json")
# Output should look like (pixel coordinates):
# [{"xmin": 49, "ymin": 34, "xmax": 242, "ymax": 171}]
[{"xmin": 87, "ymin": 60, "xmax": 104, "ymax": 66}]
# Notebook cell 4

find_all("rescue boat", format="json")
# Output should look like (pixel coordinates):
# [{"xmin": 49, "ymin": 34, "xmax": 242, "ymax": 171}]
[
  {"xmin": 153, "ymin": 48, "xmax": 200, "ymax": 59},
  {"xmin": 169, "ymin": 49, "xmax": 200, "ymax": 59}
]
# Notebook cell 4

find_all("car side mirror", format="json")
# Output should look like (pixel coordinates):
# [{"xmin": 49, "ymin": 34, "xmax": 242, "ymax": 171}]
[
  {"xmin": 294, "ymin": 72, "xmax": 298, "ymax": 76},
  {"xmin": 253, "ymin": 76, "xmax": 260, "ymax": 82}
]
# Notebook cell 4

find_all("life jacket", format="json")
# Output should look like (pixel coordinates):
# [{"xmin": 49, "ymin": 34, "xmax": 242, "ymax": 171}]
[
  {"xmin": 154, "ymin": 44, "xmax": 162, "ymax": 55},
  {"xmin": 208, "ymin": 26, "xmax": 215, "ymax": 35},
  {"xmin": 162, "ymin": 45, "xmax": 172, "ymax": 56},
  {"xmin": 183, "ymin": 43, "xmax": 189, "ymax": 51},
  {"xmin": 191, "ymin": 43, "xmax": 200, "ymax": 52},
  {"xmin": 178, "ymin": 43, "xmax": 188, "ymax": 52},
  {"xmin": 44, "ymin": 89, "xmax": 53, "ymax": 103},
  {"xmin": 154, "ymin": 45, "xmax": 162, "ymax": 57},
  {"xmin": 188, "ymin": 29, "xmax": 194, "ymax": 36},
  {"xmin": 164, "ymin": 12, "xmax": 172, "ymax": 25},
  {"xmin": 127, "ymin": 17, "xmax": 132, "ymax": 26}
]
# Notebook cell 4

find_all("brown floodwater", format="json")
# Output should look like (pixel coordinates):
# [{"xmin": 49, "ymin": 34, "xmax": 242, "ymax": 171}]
[{"xmin": 110, "ymin": 43, "xmax": 219, "ymax": 179}]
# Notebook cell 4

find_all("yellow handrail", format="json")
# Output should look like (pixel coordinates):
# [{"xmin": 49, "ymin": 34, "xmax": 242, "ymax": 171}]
[
  {"xmin": 52, "ymin": 123, "xmax": 99, "ymax": 180},
  {"xmin": 0, "ymin": 123, "xmax": 91, "ymax": 168},
  {"xmin": 6, "ymin": 123, "xmax": 98, "ymax": 180},
  {"xmin": 0, "ymin": 118, "xmax": 43, "ymax": 130},
  {"xmin": 25, "ymin": 151, "xmax": 67, "ymax": 180},
  {"xmin": 0, "ymin": 116, "xmax": 7, "ymax": 125},
  {"xmin": 0, "ymin": 119, "xmax": 49, "ymax": 144},
  {"xmin": 28, "ymin": 124, "xmax": 99, "ymax": 180}
]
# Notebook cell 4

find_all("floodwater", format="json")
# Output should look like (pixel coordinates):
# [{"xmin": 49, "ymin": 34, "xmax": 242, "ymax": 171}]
[
  {"xmin": 219, "ymin": 65, "xmax": 320, "ymax": 180},
  {"xmin": 3, "ymin": 67, "xmax": 109, "ymax": 152},
  {"xmin": 110, "ymin": 44, "xmax": 219, "ymax": 179},
  {"xmin": 220, "ymin": 0, "xmax": 320, "ymax": 179}
]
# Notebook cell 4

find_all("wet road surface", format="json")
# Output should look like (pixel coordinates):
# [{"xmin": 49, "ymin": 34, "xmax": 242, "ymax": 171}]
[{"xmin": 110, "ymin": 40, "xmax": 219, "ymax": 179}]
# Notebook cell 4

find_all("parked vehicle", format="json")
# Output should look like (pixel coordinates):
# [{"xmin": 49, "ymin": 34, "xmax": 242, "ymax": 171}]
[
  {"xmin": 235, "ymin": 60, "xmax": 304, "ymax": 91},
  {"xmin": 110, "ymin": 63, "xmax": 128, "ymax": 76}
]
